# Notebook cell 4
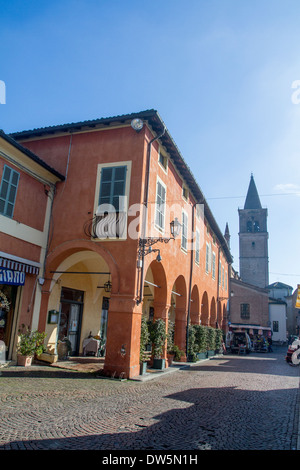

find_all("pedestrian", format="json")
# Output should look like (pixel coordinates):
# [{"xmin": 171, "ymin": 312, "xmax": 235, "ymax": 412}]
[{"xmin": 267, "ymin": 337, "xmax": 273, "ymax": 352}]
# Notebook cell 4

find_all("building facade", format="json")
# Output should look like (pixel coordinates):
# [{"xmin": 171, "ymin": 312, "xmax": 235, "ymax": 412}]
[
  {"xmin": 0, "ymin": 130, "xmax": 64, "ymax": 361},
  {"xmin": 286, "ymin": 287, "xmax": 300, "ymax": 338},
  {"xmin": 238, "ymin": 175, "xmax": 269, "ymax": 289},
  {"xmin": 229, "ymin": 277, "xmax": 270, "ymax": 337},
  {"xmin": 10, "ymin": 110, "xmax": 232, "ymax": 378},
  {"xmin": 267, "ymin": 282, "xmax": 293, "ymax": 341}
]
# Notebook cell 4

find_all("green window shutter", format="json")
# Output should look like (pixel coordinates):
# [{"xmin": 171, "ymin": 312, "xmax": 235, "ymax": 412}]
[
  {"xmin": 0, "ymin": 165, "xmax": 20, "ymax": 218},
  {"xmin": 155, "ymin": 181, "xmax": 166, "ymax": 229},
  {"xmin": 99, "ymin": 166, "xmax": 126, "ymax": 211}
]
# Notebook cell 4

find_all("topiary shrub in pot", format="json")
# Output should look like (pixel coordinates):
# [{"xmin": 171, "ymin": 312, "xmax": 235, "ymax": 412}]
[
  {"xmin": 150, "ymin": 318, "xmax": 167, "ymax": 369},
  {"xmin": 139, "ymin": 315, "xmax": 150, "ymax": 375},
  {"xmin": 206, "ymin": 326, "xmax": 216, "ymax": 357},
  {"xmin": 194, "ymin": 324, "xmax": 208, "ymax": 359},
  {"xmin": 187, "ymin": 324, "xmax": 198, "ymax": 362},
  {"xmin": 215, "ymin": 328, "xmax": 224, "ymax": 354},
  {"xmin": 172, "ymin": 344, "xmax": 185, "ymax": 362},
  {"xmin": 167, "ymin": 318, "xmax": 175, "ymax": 366}
]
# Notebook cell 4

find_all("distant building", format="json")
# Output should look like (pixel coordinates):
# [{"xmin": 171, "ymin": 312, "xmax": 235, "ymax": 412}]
[
  {"xmin": 267, "ymin": 282, "xmax": 293, "ymax": 300},
  {"xmin": 268, "ymin": 298, "xmax": 287, "ymax": 343},
  {"xmin": 267, "ymin": 282, "xmax": 294, "ymax": 342},
  {"xmin": 229, "ymin": 277, "xmax": 270, "ymax": 335},
  {"xmin": 229, "ymin": 175, "xmax": 271, "ymax": 338},
  {"xmin": 286, "ymin": 287, "xmax": 300, "ymax": 338}
]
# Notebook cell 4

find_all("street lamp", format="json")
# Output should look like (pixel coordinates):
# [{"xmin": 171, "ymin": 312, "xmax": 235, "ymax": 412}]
[
  {"xmin": 136, "ymin": 219, "xmax": 181, "ymax": 304},
  {"xmin": 138, "ymin": 218, "xmax": 181, "ymax": 263}
]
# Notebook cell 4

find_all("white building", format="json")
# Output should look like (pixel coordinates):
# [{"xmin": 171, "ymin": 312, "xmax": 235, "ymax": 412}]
[{"xmin": 269, "ymin": 299, "xmax": 287, "ymax": 342}]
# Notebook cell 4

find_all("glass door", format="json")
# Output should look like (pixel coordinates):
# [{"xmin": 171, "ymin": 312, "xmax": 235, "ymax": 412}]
[
  {"xmin": 99, "ymin": 297, "xmax": 109, "ymax": 355},
  {"xmin": 59, "ymin": 287, "xmax": 84, "ymax": 356}
]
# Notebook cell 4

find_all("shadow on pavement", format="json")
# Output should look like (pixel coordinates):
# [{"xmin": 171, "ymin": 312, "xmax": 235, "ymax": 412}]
[
  {"xmin": 185, "ymin": 347, "xmax": 300, "ymax": 378},
  {"xmin": 0, "ymin": 383, "xmax": 298, "ymax": 451}
]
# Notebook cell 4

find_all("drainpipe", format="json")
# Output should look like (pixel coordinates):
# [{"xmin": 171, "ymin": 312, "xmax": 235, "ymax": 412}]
[
  {"xmin": 186, "ymin": 200, "xmax": 207, "ymax": 354},
  {"xmin": 137, "ymin": 126, "xmax": 166, "ymax": 305},
  {"xmin": 186, "ymin": 203, "xmax": 195, "ymax": 357}
]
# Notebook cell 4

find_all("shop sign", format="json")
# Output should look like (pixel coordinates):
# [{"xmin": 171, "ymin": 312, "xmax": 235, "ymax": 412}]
[{"xmin": 0, "ymin": 267, "xmax": 25, "ymax": 286}]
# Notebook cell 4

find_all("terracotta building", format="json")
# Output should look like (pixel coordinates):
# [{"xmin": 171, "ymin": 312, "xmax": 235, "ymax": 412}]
[
  {"xmin": 10, "ymin": 110, "xmax": 232, "ymax": 378},
  {"xmin": 229, "ymin": 277, "xmax": 270, "ymax": 334},
  {"xmin": 0, "ymin": 130, "xmax": 64, "ymax": 361}
]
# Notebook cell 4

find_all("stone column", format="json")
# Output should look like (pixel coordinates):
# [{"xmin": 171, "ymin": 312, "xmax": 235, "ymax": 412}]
[{"xmin": 103, "ymin": 293, "xmax": 143, "ymax": 379}]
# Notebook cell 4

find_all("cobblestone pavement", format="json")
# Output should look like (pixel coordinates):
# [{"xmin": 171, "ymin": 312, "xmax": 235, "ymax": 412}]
[{"xmin": 0, "ymin": 346, "xmax": 299, "ymax": 451}]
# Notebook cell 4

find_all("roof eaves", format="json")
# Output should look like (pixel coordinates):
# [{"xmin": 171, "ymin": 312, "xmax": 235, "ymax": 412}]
[
  {"xmin": 9, "ymin": 109, "xmax": 232, "ymax": 262},
  {"xmin": 9, "ymin": 109, "xmax": 158, "ymax": 139},
  {"xmin": 0, "ymin": 129, "xmax": 65, "ymax": 181}
]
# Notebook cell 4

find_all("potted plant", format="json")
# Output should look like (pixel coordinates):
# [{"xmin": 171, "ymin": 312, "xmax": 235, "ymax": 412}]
[
  {"xmin": 194, "ymin": 324, "xmax": 208, "ymax": 359},
  {"xmin": 167, "ymin": 319, "xmax": 175, "ymax": 366},
  {"xmin": 17, "ymin": 325, "xmax": 47, "ymax": 366},
  {"xmin": 172, "ymin": 344, "xmax": 185, "ymax": 361},
  {"xmin": 206, "ymin": 326, "xmax": 216, "ymax": 357},
  {"xmin": 187, "ymin": 324, "xmax": 197, "ymax": 362},
  {"xmin": 139, "ymin": 315, "xmax": 150, "ymax": 375},
  {"xmin": 150, "ymin": 318, "xmax": 167, "ymax": 369},
  {"xmin": 215, "ymin": 328, "xmax": 223, "ymax": 354}
]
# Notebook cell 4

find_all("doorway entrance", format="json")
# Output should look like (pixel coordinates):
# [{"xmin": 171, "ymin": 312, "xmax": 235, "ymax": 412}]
[
  {"xmin": 0, "ymin": 284, "xmax": 18, "ymax": 360},
  {"xmin": 59, "ymin": 287, "xmax": 84, "ymax": 356},
  {"xmin": 100, "ymin": 297, "xmax": 109, "ymax": 354}
]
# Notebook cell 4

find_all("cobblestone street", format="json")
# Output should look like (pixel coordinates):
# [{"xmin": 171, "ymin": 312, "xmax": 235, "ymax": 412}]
[{"xmin": 0, "ymin": 346, "xmax": 299, "ymax": 452}]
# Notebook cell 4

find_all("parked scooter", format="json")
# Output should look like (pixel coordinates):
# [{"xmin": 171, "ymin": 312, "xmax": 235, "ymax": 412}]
[{"xmin": 285, "ymin": 338, "xmax": 300, "ymax": 366}]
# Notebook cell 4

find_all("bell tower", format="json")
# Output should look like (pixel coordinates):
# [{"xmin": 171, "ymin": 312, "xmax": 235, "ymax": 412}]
[{"xmin": 239, "ymin": 175, "xmax": 269, "ymax": 288}]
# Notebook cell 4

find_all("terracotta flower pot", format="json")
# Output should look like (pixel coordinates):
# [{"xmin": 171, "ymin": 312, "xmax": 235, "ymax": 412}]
[{"xmin": 17, "ymin": 355, "xmax": 33, "ymax": 367}]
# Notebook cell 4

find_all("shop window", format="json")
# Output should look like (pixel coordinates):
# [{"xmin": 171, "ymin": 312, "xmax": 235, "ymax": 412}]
[
  {"xmin": 0, "ymin": 165, "xmax": 20, "ymax": 218},
  {"xmin": 0, "ymin": 285, "xmax": 17, "ymax": 358}
]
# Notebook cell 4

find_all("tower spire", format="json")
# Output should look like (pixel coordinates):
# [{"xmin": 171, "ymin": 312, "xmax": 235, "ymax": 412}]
[
  {"xmin": 244, "ymin": 174, "xmax": 262, "ymax": 209},
  {"xmin": 224, "ymin": 222, "xmax": 230, "ymax": 248}
]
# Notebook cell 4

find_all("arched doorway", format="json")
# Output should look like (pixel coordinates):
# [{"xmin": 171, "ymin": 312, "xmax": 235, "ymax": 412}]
[
  {"xmin": 46, "ymin": 250, "xmax": 112, "ymax": 357},
  {"xmin": 171, "ymin": 275, "xmax": 187, "ymax": 355},
  {"xmin": 190, "ymin": 284, "xmax": 200, "ymax": 325},
  {"xmin": 216, "ymin": 300, "xmax": 222, "ymax": 329},
  {"xmin": 210, "ymin": 297, "xmax": 217, "ymax": 327}
]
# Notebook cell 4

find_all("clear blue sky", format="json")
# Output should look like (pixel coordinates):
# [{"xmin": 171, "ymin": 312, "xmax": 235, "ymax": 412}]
[{"xmin": 1, "ymin": 0, "xmax": 300, "ymax": 290}]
